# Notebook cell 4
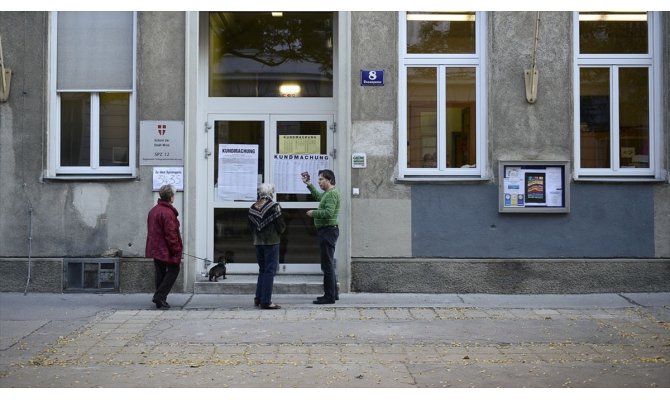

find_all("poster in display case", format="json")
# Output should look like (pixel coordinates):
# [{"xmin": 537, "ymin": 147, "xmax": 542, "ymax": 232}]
[{"xmin": 498, "ymin": 161, "xmax": 570, "ymax": 213}]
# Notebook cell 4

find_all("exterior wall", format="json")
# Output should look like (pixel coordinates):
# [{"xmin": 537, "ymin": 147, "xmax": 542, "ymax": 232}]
[
  {"xmin": 1, "ymin": 11, "xmax": 668, "ymax": 294},
  {"xmin": 349, "ymin": 11, "xmax": 670, "ymax": 293},
  {"xmin": 350, "ymin": 12, "xmax": 412, "ymax": 258},
  {"xmin": 0, "ymin": 12, "xmax": 185, "ymax": 293}
]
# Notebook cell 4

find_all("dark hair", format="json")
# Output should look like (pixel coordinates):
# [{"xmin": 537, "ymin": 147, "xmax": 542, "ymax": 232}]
[{"xmin": 318, "ymin": 169, "xmax": 336, "ymax": 185}]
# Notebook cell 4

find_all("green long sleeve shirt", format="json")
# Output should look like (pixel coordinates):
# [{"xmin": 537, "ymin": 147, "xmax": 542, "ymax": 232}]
[{"xmin": 307, "ymin": 184, "xmax": 341, "ymax": 229}]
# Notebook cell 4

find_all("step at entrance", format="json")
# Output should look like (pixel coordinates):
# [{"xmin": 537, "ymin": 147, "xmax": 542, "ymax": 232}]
[{"xmin": 194, "ymin": 274, "xmax": 324, "ymax": 295}]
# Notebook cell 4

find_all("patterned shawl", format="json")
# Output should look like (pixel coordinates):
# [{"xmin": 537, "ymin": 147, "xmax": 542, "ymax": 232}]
[{"xmin": 248, "ymin": 196, "xmax": 282, "ymax": 232}]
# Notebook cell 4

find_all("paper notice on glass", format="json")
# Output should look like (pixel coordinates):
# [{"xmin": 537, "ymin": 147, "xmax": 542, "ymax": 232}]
[
  {"xmin": 217, "ymin": 144, "xmax": 258, "ymax": 201},
  {"xmin": 273, "ymin": 154, "xmax": 330, "ymax": 194},
  {"xmin": 545, "ymin": 167, "xmax": 564, "ymax": 207},
  {"xmin": 503, "ymin": 167, "xmax": 524, "ymax": 207},
  {"xmin": 278, "ymin": 135, "xmax": 321, "ymax": 154}
]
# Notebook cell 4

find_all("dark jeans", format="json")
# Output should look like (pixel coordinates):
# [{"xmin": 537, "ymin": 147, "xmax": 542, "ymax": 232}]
[
  {"xmin": 317, "ymin": 226, "xmax": 339, "ymax": 301},
  {"xmin": 153, "ymin": 259, "xmax": 180, "ymax": 302},
  {"xmin": 255, "ymin": 244, "xmax": 279, "ymax": 306}
]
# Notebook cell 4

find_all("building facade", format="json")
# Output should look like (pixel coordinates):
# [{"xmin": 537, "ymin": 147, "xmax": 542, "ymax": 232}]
[{"xmin": 1, "ymin": 11, "xmax": 669, "ymax": 294}]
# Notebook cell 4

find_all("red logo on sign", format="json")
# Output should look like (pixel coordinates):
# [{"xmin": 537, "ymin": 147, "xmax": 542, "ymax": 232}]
[{"xmin": 157, "ymin": 124, "xmax": 167, "ymax": 135}]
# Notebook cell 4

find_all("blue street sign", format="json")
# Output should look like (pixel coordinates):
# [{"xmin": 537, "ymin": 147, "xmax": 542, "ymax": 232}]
[{"xmin": 361, "ymin": 70, "xmax": 384, "ymax": 86}]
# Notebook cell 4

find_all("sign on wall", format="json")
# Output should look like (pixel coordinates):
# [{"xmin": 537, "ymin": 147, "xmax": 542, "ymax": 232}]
[
  {"xmin": 360, "ymin": 70, "xmax": 384, "ymax": 86},
  {"xmin": 152, "ymin": 167, "xmax": 184, "ymax": 191},
  {"xmin": 140, "ymin": 121, "xmax": 184, "ymax": 165},
  {"xmin": 498, "ymin": 161, "xmax": 570, "ymax": 213}
]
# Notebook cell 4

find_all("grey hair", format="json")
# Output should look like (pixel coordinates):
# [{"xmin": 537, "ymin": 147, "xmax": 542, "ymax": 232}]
[
  {"xmin": 158, "ymin": 185, "xmax": 176, "ymax": 201},
  {"xmin": 257, "ymin": 182, "xmax": 275, "ymax": 198}
]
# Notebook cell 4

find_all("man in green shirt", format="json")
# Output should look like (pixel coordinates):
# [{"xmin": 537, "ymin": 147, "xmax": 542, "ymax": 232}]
[{"xmin": 302, "ymin": 169, "xmax": 341, "ymax": 304}]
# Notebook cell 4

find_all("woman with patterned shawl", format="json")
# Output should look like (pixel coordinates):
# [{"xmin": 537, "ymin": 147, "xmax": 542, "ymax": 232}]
[{"xmin": 248, "ymin": 183, "xmax": 286, "ymax": 309}]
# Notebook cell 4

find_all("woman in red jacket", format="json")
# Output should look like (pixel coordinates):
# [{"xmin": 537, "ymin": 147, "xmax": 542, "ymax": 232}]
[{"xmin": 146, "ymin": 185, "xmax": 183, "ymax": 309}]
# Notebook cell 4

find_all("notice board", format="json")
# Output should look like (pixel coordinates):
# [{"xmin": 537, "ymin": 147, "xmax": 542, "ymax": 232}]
[{"xmin": 498, "ymin": 161, "xmax": 570, "ymax": 213}]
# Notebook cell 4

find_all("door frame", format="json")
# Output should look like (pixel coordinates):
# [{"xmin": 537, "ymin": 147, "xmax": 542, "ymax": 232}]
[
  {"xmin": 185, "ymin": 11, "xmax": 352, "ymax": 289},
  {"xmin": 205, "ymin": 113, "xmax": 335, "ymax": 274}
]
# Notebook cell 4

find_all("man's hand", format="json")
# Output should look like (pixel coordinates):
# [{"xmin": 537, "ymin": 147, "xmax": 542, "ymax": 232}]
[{"xmin": 300, "ymin": 172, "xmax": 311, "ymax": 185}]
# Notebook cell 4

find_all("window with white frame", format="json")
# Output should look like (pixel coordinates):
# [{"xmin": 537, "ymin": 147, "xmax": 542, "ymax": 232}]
[
  {"xmin": 49, "ymin": 12, "xmax": 136, "ymax": 177},
  {"xmin": 398, "ymin": 11, "xmax": 486, "ymax": 179},
  {"xmin": 574, "ymin": 12, "xmax": 662, "ymax": 180}
]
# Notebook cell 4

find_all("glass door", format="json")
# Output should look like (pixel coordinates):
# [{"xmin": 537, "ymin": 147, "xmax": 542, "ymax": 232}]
[{"xmin": 207, "ymin": 114, "xmax": 334, "ymax": 274}]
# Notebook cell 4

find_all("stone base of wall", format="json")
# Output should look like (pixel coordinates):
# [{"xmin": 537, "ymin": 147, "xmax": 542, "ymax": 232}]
[
  {"xmin": 3, "ymin": 257, "xmax": 669, "ymax": 294},
  {"xmin": 351, "ymin": 258, "xmax": 670, "ymax": 294},
  {"xmin": 0, "ymin": 258, "xmax": 183, "ymax": 293}
]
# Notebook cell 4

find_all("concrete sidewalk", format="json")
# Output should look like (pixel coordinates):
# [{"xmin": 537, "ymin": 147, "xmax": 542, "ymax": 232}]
[{"xmin": 1, "ymin": 292, "xmax": 669, "ymax": 388}]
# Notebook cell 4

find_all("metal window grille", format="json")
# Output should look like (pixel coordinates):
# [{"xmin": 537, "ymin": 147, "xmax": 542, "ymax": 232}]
[{"xmin": 64, "ymin": 258, "xmax": 119, "ymax": 292}]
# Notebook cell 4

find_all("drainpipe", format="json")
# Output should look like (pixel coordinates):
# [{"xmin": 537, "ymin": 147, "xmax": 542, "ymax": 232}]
[{"xmin": 23, "ymin": 206, "xmax": 33, "ymax": 295}]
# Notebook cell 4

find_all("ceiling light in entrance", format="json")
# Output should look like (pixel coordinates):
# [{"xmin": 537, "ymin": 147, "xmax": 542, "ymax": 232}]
[{"xmin": 280, "ymin": 84, "xmax": 301, "ymax": 97}]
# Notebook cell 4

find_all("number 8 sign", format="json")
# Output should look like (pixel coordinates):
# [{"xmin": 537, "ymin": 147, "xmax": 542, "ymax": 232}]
[{"xmin": 360, "ymin": 70, "xmax": 384, "ymax": 86}]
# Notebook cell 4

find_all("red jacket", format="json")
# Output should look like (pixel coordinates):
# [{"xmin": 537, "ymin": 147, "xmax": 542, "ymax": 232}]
[{"xmin": 145, "ymin": 200, "xmax": 183, "ymax": 265}]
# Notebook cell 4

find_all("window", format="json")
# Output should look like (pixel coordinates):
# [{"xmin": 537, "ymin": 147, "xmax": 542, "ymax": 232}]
[
  {"xmin": 574, "ymin": 12, "xmax": 662, "ymax": 180},
  {"xmin": 208, "ymin": 12, "xmax": 333, "ymax": 98},
  {"xmin": 49, "ymin": 12, "xmax": 136, "ymax": 177},
  {"xmin": 398, "ymin": 12, "xmax": 487, "ymax": 179}
]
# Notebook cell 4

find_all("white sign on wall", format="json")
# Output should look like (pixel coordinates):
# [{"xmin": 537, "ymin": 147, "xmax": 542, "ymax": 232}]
[
  {"xmin": 140, "ymin": 120, "xmax": 184, "ymax": 165},
  {"xmin": 152, "ymin": 167, "xmax": 184, "ymax": 191}
]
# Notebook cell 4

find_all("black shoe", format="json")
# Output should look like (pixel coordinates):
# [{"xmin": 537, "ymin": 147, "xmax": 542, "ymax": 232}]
[
  {"xmin": 254, "ymin": 297, "xmax": 261, "ymax": 307},
  {"xmin": 152, "ymin": 299, "xmax": 162, "ymax": 309},
  {"xmin": 261, "ymin": 303, "xmax": 281, "ymax": 310},
  {"xmin": 313, "ymin": 298, "xmax": 335, "ymax": 305},
  {"xmin": 158, "ymin": 300, "xmax": 170, "ymax": 309}
]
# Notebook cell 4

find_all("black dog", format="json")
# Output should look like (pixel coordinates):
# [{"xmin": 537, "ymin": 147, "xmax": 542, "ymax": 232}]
[{"xmin": 208, "ymin": 256, "xmax": 227, "ymax": 282}]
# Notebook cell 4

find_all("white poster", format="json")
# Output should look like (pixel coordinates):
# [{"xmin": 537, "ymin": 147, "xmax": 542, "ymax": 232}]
[
  {"xmin": 273, "ymin": 154, "xmax": 330, "ymax": 194},
  {"xmin": 545, "ymin": 167, "xmax": 564, "ymax": 207},
  {"xmin": 217, "ymin": 144, "xmax": 258, "ymax": 201},
  {"xmin": 152, "ymin": 167, "xmax": 184, "ymax": 191}
]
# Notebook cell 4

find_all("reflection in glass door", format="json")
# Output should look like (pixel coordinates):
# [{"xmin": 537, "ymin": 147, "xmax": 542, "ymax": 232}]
[{"xmin": 208, "ymin": 114, "xmax": 333, "ymax": 274}]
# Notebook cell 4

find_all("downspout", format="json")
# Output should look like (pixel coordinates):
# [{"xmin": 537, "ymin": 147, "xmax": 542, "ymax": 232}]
[{"xmin": 23, "ymin": 204, "xmax": 33, "ymax": 295}]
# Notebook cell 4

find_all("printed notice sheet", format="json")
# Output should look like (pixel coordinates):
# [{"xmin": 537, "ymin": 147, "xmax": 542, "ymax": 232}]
[
  {"xmin": 217, "ymin": 144, "xmax": 258, "ymax": 201},
  {"xmin": 278, "ymin": 135, "xmax": 321, "ymax": 154},
  {"xmin": 273, "ymin": 154, "xmax": 330, "ymax": 194}
]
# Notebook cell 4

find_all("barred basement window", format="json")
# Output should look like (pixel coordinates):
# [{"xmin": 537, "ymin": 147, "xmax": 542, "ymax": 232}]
[{"xmin": 64, "ymin": 258, "xmax": 119, "ymax": 291}]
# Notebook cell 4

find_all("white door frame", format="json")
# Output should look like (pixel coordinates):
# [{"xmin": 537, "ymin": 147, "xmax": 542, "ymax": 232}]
[{"xmin": 205, "ymin": 113, "xmax": 335, "ymax": 274}]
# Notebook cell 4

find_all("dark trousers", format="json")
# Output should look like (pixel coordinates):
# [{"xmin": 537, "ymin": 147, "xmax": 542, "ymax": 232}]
[
  {"xmin": 153, "ymin": 259, "xmax": 180, "ymax": 302},
  {"xmin": 255, "ymin": 244, "xmax": 279, "ymax": 306},
  {"xmin": 317, "ymin": 226, "xmax": 339, "ymax": 301}
]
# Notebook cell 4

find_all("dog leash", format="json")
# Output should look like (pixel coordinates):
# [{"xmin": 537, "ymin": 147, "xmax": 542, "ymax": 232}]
[{"xmin": 182, "ymin": 253, "xmax": 213, "ymax": 264}]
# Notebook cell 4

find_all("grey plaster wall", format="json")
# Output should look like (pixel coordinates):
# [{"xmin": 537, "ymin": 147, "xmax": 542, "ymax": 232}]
[
  {"xmin": 655, "ymin": 185, "xmax": 670, "ymax": 257},
  {"xmin": 137, "ymin": 12, "xmax": 185, "ymax": 120},
  {"xmin": 351, "ymin": 199, "xmax": 411, "ymax": 257},
  {"xmin": 0, "ymin": 12, "xmax": 186, "ymax": 293},
  {"xmin": 0, "ymin": 12, "xmax": 48, "ymax": 258},
  {"xmin": 661, "ymin": 13, "xmax": 670, "ymax": 258},
  {"xmin": 411, "ymin": 184, "xmax": 655, "ymax": 258},
  {"xmin": 349, "ymin": 13, "xmax": 411, "ymax": 257},
  {"xmin": 489, "ymin": 12, "xmax": 572, "ymax": 175},
  {"xmin": 349, "ymin": 12, "xmax": 407, "ymax": 201}
]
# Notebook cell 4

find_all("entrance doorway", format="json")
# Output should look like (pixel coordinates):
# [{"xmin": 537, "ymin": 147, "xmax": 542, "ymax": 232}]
[{"xmin": 206, "ymin": 114, "xmax": 335, "ymax": 274}]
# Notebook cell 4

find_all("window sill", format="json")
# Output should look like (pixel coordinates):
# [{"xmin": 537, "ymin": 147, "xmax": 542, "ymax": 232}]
[
  {"xmin": 574, "ymin": 176, "xmax": 666, "ymax": 183},
  {"xmin": 43, "ymin": 174, "xmax": 138, "ymax": 182},
  {"xmin": 395, "ymin": 176, "xmax": 491, "ymax": 184}
]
